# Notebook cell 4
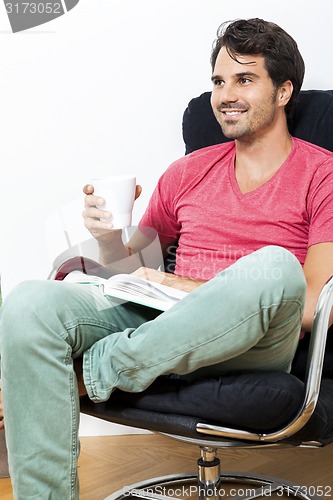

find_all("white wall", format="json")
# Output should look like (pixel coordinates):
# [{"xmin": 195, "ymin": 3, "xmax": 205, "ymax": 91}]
[
  {"xmin": 1, "ymin": 0, "xmax": 333, "ymax": 296},
  {"xmin": 0, "ymin": 0, "xmax": 332, "ymax": 434}
]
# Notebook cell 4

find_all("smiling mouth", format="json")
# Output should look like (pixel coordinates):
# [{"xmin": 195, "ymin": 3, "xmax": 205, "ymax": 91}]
[{"xmin": 222, "ymin": 110, "xmax": 247, "ymax": 116}]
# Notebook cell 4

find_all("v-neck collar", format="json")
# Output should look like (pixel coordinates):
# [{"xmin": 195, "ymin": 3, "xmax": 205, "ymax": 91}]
[{"xmin": 228, "ymin": 138, "xmax": 297, "ymax": 199}]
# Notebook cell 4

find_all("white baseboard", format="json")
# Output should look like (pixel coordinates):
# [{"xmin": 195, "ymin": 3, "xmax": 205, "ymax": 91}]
[{"xmin": 79, "ymin": 413, "xmax": 151, "ymax": 436}]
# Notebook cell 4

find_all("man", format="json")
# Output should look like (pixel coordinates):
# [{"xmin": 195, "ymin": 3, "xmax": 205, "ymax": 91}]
[{"xmin": 1, "ymin": 18, "xmax": 333, "ymax": 499}]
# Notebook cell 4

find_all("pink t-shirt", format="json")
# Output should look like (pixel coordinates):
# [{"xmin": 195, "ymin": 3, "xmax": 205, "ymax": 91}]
[{"xmin": 139, "ymin": 138, "xmax": 333, "ymax": 281}]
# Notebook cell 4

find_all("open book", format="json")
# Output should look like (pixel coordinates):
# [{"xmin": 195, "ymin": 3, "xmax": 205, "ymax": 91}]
[{"xmin": 63, "ymin": 270, "xmax": 188, "ymax": 311}]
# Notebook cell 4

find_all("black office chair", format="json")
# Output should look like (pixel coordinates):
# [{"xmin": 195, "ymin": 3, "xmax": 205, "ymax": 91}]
[{"xmin": 51, "ymin": 89, "xmax": 333, "ymax": 500}]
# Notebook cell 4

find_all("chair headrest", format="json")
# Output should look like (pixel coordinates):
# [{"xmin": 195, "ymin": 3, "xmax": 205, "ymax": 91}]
[{"xmin": 183, "ymin": 89, "xmax": 333, "ymax": 154}]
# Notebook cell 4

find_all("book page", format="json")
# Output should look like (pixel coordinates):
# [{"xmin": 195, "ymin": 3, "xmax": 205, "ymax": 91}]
[
  {"xmin": 63, "ymin": 270, "xmax": 188, "ymax": 311},
  {"xmin": 63, "ymin": 271, "xmax": 106, "ymax": 286},
  {"xmin": 101, "ymin": 274, "xmax": 188, "ymax": 311}
]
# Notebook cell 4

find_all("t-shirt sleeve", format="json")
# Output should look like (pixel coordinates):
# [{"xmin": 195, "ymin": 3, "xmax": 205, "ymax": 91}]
[
  {"xmin": 307, "ymin": 158, "xmax": 333, "ymax": 247},
  {"xmin": 139, "ymin": 161, "xmax": 182, "ymax": 244}
]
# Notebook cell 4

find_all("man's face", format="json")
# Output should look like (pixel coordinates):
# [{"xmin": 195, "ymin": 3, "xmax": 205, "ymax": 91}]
[{"xmin": 211, "ymin": 47, "xmax": 281, "ymax": 142}]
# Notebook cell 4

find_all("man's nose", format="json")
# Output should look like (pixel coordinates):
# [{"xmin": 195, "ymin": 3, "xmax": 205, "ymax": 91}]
[{"xmin": 219, "ymin": 83, "xmax": 238, "ymax": 104}]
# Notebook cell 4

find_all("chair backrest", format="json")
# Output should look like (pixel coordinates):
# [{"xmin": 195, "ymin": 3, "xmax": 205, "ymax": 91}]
[{"xmin": 182, "ymin": 89, "xmax": 333, "ymax": 154}]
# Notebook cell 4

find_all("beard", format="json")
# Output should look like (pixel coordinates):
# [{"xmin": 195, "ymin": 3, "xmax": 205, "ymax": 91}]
[{"xmin": 216, "ymin": 87, "xmax": 279, "ymax": 142}]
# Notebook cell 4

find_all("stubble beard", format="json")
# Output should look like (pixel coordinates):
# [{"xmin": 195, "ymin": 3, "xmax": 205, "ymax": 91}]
[{"xmin": 217, "ymin": 88, "xmax": 279, "ymax": 143}]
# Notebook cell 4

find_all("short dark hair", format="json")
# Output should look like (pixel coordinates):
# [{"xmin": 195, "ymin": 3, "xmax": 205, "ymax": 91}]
[{"xmin": 211, "ymin": 18, "xmax": 305, "ymax": 124}]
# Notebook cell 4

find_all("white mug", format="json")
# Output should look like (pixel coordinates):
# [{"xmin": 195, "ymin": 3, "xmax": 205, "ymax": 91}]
[{"xmin": 92, "ymin": 175, "xmax": 136, "ymax": 229}]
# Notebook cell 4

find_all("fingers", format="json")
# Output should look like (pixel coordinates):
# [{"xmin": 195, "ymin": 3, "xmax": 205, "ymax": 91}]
[
  {"xmin": 82, "ymin": 193, "xmax": 114, "ymax": 241},
  {"xmin": 83, "ymin": 212, "xmax": 112, "ymax": 234},
  {"xmin": 82, "ymin": 193, "xmax": 114, "ymax": 238},
  {"xmin": 84, "ymin": 183, "xmax": 142, "ymax": 201},
  {"xmin": 82, "ymin": 182, "xmax": 142, "ymax": 240},
  {"xmin": 83, "ymin": 184, "xmax": 105, "ymax": 208},
  {"xmin": 83, "ymin": 185, "xmax": 106, "ymax": 214},
  {"xmin": 83, "ymin": 184, "xmax": 94, "ymax": 195},
  {"xmin": 82, "ymin": 189, "xmax": 110, "ymax": 230},
  {"xmin": 84, "ymin": 192, "xmax": 105, "ymax": 209},
  {"xmin": 131, "ymin": 267, "xmax": 165, "ymax": 284},
  {"xmin": 82, "ymin": 206, "xmax": 110, "ymax": 220}
]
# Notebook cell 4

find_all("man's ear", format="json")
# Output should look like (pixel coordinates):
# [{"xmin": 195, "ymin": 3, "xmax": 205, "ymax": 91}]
[{"xmin": 278, "ymin": 80, "xmax": 293, "ymax": 108}]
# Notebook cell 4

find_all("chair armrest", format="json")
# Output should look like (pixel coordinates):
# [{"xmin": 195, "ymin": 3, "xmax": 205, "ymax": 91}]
[
  {"xmin": 48, "ymin": 256, "xmax": 113, "ymax": 281},
  {"xmin": 303, "ymin": 276, "xmax": 333, "ymax": 415}
]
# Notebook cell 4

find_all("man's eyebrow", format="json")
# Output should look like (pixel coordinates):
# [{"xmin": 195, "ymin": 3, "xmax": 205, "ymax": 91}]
[{"xmin": 211, "ymin": 71, "xmax": 260, "ymax": 82}]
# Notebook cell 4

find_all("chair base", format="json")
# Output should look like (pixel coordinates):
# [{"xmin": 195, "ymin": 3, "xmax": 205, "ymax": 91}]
[{"xmin": 105, "ymin": 470, "xmax": 322, "ymax": 500}]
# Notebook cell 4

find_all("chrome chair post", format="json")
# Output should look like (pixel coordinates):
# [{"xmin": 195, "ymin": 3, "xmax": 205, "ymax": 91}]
[{"xmin": 198, "ymin": 446, "xmax": 221, "ymax": 500}]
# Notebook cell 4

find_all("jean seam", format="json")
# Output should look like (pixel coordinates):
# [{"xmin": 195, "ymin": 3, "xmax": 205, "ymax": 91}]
[
  {"xmin": 69, "ymin": 364, "xmax": 77, "ymax": 499},
  {"xmin": 61, "ymin": 346, "xmax": 77, "ymax": 499},
  {"xmin": 63, "ymin": 317, "xmax": 119, "ymax": 333},
  {"xmin": 84, "ymin": 348, "xmax": 98, "ymax": 401}
]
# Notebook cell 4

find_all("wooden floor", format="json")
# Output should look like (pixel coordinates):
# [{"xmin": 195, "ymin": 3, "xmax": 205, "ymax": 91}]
[{"xmin": 1, "ymin": 434, "xmax": 333, "ymax": 499}]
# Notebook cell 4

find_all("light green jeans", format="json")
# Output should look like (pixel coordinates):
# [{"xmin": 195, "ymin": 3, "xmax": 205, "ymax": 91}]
[{"xmin": 0, "ymin": 246, "xmax": 306, "ymax": 499}]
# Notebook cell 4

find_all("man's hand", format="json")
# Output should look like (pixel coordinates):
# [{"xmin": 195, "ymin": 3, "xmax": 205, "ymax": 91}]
[
  {"xmin": 132, "ymin": 267, "xmax": 206, "ymax": 293},
  {"xmin": 302, "ymin": 242, "xmax": 333, "ymax": 331},
  {"xmin": 82, "ymin": 183, "xmax": 142, "ymax": 244},
  {"xmin": 82, "ymin": 184, "xmax": 121, "ymax": 245}
]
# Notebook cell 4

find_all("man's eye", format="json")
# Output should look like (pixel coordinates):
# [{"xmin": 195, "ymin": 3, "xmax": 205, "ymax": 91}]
[
  {"xmin": 213, "ymin": 79, "xmax": 224, "ymax": 86},
  {"xmin": 239, "ymin": 78, "xmax": 251, "ymax": 84}
]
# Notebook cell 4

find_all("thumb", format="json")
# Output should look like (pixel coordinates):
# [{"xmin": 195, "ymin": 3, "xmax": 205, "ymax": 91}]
[
  {"xmin": 83, "ymin": 184, "xmax": 94, "ymax": 195},
  {"xmin": 135, "ymin": 185, "xmax": 142, "ymax": 200}
]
